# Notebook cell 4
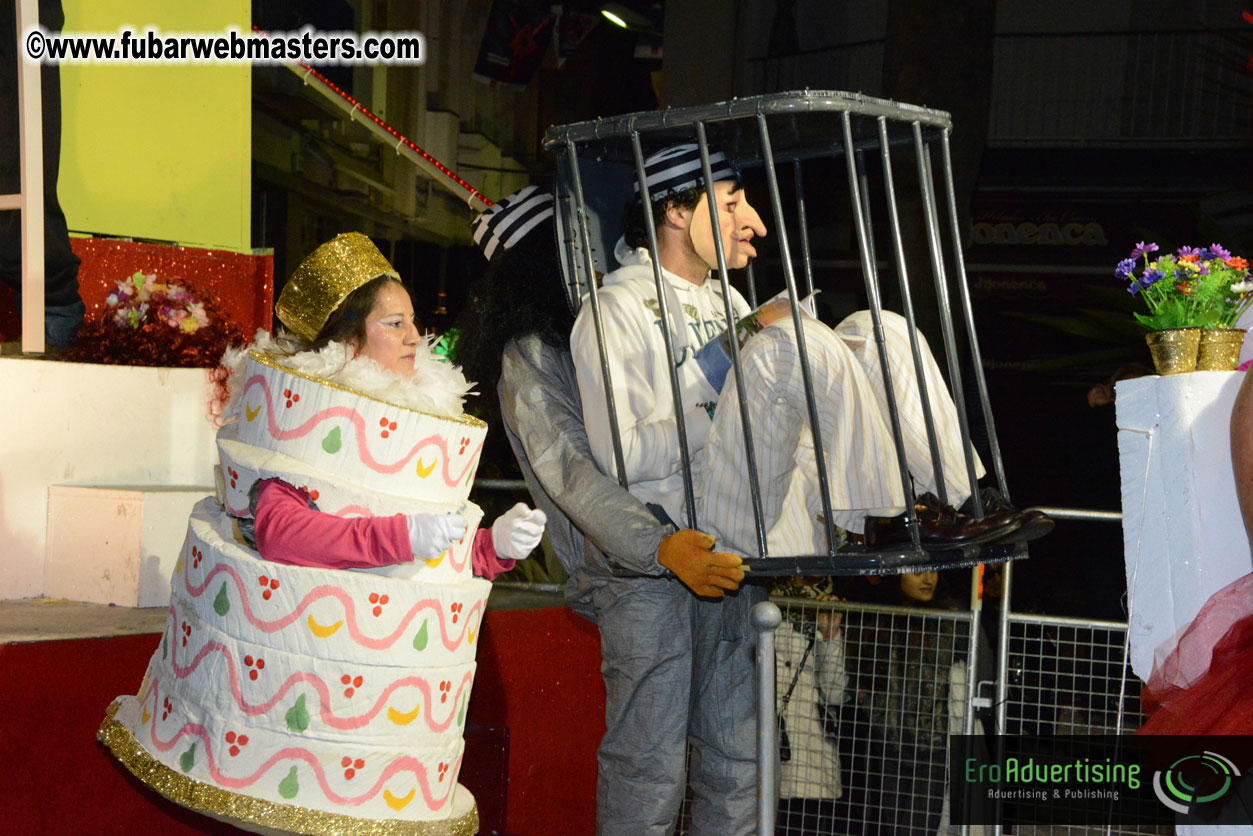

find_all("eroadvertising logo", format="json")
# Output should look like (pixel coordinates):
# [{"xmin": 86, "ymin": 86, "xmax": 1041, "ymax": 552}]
[
  {"xmin": 1152, "ymin": 751, "xmax": 1240, "ymax": 815},
  {"xmin": 951, "ymin": 735, "xmax": 1170, "ymax": 827},
  {"xmin": 953, "ymin": 736, "xmax": 1253, "ymax": 827}
]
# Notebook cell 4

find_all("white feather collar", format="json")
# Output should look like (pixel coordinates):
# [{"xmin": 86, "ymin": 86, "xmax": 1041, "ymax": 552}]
[{"xmin": 221, "ymin": 330, "xmax": 475, "ymax": 421}]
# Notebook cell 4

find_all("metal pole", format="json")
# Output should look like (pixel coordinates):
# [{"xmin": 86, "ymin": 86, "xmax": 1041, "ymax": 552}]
[
  {"xmin": 695, "ymin": 123, "xmax": 767, "ymax": 556},
  {"xmin": 938, "ymin": 131, "xmax": 1010, "ymax": 501},
  {"xmin": 791, "ymin": 161, "xmax": 815, "ymax": 299},
  {"xmin": 911, "ymin": 123, "xmax": 983, "ymax": 516},
  {"xmin": 876, "ymin": 117, "xmax": 947, "ymax": 505},
  {"xmin": 565, "ymin": 139, "xmax": 630, "ymax": 489},
  {"xmin": 841, "ymin": 113, "xmax": 917, "ymax": 543},
  {"xmin": 629, "ymin": 128, "xmax": 698, "ymax": 528},
  {"xmin": 992, "ymin": 559, "xmax": 1012, "ymax": 836},
  {"xmin": 752, "ymin": 600, "xmax": 782, "ymax": 836},
  {"xmin": 756, "ymin": 112, "xmax": 838, "ymax": 555}
]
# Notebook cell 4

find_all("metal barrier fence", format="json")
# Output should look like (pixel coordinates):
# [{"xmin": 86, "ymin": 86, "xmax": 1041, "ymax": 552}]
[
  {"xmin": 481, "ymin": 489, "xmax": 1149, "ymax": 834},
  {"xmin": 739, "ymin": 598, "xmax": 1158, "ymax": 836}
]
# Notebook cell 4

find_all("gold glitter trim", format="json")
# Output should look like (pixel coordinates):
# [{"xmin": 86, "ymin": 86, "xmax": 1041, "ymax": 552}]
[
  {"xmin": 276, "ymin": 233, "xmax": 401, "ymax": 344},
  {"xmin": 248, "ymin": 349, "xmax": 487, "ymax": 429},
  {"xmin": 98, "ymin": 701, "xmax": 480, "ymax": 836}
]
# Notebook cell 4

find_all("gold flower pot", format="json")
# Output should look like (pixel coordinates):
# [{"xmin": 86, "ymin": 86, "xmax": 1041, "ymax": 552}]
[
  {"xmin": 1196, "ymin": 328, "xmax": 1247, "ymax": 371},
  {"xmin": 1145, "ymin": 327, "xmax": 1201, "ymax": 375}
]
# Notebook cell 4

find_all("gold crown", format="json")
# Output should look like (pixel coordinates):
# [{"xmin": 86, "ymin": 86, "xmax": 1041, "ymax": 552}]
[{"xmin": 275, "ymin": 232, "xmax": 400, "ymax": 343}]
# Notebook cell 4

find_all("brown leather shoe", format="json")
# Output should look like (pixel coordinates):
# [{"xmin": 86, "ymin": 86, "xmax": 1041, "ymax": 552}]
[
  {"xmin": 863, "ymin": 493, "xmax": 1023, "ymax": 550},
  {"xmin": 961, "ymin": 487, "xmax": 1054, "ymax": 544}
]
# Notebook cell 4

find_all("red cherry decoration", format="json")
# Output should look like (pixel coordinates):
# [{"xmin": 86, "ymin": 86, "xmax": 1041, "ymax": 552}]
[{"xmin": 226, "ymin": 731, "xmax": 236, "ymax": 744}]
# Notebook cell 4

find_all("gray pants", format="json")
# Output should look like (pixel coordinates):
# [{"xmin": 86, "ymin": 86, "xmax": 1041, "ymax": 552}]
[{"xmin": 592, "ymin": 575, "xmax": 764, "ymax": 836}]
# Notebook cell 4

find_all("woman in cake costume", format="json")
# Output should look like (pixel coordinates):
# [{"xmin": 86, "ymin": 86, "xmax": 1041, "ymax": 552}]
[
  {"xmin": 100, "ymin": 232, "xmax": 543, "ymax": 835},
  {"xmin": 241, "ymin": 232, "xmax": 546, "ymax": 578}
]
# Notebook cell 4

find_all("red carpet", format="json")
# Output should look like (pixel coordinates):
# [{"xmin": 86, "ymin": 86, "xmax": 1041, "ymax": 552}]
[{"xmin": 0, "ymin": 606, "xmax": 604, "ymax": 835}]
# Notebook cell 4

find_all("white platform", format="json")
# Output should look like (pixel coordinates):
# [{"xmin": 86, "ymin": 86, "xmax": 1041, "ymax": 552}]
[
  {"xmin": 45, "ymin": 485, "xmax": 212, "ymax": 606},
  {"xmin": 1116, "ymin": 371, "xmax": 1253, "ymax": 681},
  {"xmin": 1, "ymin": 356, "xmax": 218, "ymax": 600}
]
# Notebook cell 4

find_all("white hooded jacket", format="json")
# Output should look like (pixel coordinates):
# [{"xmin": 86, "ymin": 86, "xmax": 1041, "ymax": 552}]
[{"xmin": 570, "ymin": 238, "xmax": 750, "ymax": 527}]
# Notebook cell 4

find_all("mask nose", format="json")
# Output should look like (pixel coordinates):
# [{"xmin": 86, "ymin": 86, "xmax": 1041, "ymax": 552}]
[{"xmin": 740, "ymin": 198, "xmax": 766, "ymax": 239}]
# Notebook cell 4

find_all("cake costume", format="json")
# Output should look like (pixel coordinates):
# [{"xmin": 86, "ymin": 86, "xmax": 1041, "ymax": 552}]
[{"xmin": 100, "ymin": 233, "xmax": 542, "ymax": 834}]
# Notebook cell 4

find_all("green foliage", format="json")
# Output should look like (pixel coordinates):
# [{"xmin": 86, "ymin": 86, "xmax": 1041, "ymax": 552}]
[{"xmin": 1120, "ymin": 245, "xmax": 1252, "ymax": 331}]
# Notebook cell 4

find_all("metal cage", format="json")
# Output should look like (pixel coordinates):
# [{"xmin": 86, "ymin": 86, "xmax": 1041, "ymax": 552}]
[{"xmin": 543, "ymin": 90, "xmax": 1027, "ymax": 577}]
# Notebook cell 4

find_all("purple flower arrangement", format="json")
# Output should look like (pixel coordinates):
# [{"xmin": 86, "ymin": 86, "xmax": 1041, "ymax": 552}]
[{"xmin": 1118, "ymin": 242, "xmax": 1252, "ymax": 330}]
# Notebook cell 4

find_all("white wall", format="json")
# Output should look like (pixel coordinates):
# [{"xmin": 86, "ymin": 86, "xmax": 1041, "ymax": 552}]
[
  {"xmin": 1117, "ymin": 371, "xmax": 1253, "ymax": 680},
  {"xmin": 0, "ymin": 358, "xmax": 218, "ymax": 599}
]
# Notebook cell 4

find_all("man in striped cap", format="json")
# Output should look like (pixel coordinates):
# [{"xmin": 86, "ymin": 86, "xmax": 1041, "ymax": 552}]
[
  {"xmin": 566, "ymin": 143, "xmax": 772, "ymax": 835},
  {"xmin": 572, "ymin": 143, "xmax": 1035, "ymax": 558},
  {"xmin": 459, "ymin": 186, "xmax": 751, "ymax": 836},
  {"xmin": 568, "ymin": 144, "xmax": 1045, "ymax": 831}
]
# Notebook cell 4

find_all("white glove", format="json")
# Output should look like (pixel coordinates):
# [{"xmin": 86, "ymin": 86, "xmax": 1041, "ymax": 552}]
[
  {"xmin": 407, "ymin": 513, "xmax": 467, "ymax": 559},
  {"xmin": 490, "ymin": 503, "xmax": 547, "ymax": 560}
]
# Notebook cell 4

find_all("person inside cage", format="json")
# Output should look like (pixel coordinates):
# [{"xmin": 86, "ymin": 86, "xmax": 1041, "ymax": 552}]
[
  {"xmin": 223, "ymin": 232, "xmax": 546, "ymax": 577},
  {"xmin": 568, "ymin": 143, "xmax": 1050, "ymax": 563},
  {"xmin": 843, "ymin": 570, "xmax": 991, "ymax": 836},
  {"xmin": 454, "ymin": 187, "xmax": 755, "ymax": 836}
]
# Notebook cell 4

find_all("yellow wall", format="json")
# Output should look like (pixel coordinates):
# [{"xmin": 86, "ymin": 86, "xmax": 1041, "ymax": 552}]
[{"xmin": 58, "ymin": 1, "xmax": 250, "ymax": 251}]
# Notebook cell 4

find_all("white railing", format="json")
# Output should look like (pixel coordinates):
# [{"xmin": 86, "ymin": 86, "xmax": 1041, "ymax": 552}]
[{"xmin": 6, "ymin": 0, "xmax": 46, "ymax": 354}]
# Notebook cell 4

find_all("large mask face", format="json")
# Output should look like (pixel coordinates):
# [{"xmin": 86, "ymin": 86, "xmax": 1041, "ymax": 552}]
[{"xmin": 687, "ymin": 180, "xmax": 767, "ymax": 271}]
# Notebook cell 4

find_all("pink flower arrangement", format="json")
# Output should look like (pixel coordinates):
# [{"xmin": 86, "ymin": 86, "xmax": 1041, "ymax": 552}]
[{"xmin": 105, "ymin": 271, "xmax": 210, "ymax": 334}]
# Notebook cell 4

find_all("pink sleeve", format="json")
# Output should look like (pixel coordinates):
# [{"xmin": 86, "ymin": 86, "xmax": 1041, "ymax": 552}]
[
  {"xmin": 471, "ymin": 527, "xmax": 516, "ymax": 581},
  {"xmin": 253, "ymin": 479, "xmax": 413, "ymax": 570}
]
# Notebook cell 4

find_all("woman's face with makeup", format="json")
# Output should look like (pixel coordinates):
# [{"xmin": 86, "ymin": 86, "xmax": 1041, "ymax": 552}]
[{"xmin": 357, "ymin": 281, "xmax": 420, "ymax": 375}]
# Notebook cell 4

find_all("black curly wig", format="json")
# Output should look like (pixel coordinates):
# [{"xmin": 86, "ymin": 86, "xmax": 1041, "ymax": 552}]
[{"xmin": 452, "ymin": 217, "xmax": 572, "ymax": 438}]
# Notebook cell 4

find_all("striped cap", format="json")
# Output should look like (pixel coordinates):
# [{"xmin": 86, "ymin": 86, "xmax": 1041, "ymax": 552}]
[
  {"xmin": 472, "ymin": 185, "xmax": 554, "ymax": 262},
  {"xmin": 634, "ymin": 144, "xmax": 736, "ymax": 200}
]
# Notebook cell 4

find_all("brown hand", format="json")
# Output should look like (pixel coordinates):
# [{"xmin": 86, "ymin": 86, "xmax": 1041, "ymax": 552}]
[
  {"xmin": 755, "ymin": 296, "xmax": 792, "ymax": 328},
  {"xmin": 657, "ymin": 529, "xmax": 746, "ymax": 598}
]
